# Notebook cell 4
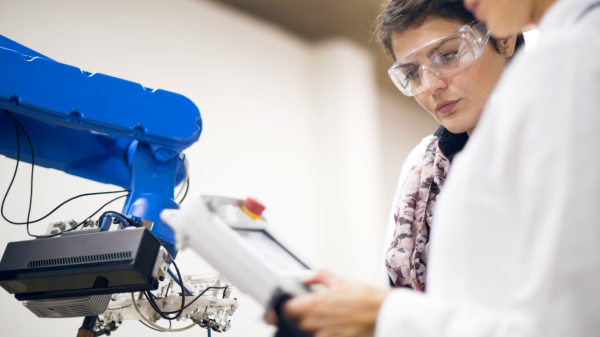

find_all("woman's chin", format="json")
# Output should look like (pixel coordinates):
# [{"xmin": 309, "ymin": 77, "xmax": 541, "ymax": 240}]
[
  {"xmin": 442, "ymin": 122, "xmax": 471, "ymax": 134},
  {"xmin": 440, "ymin": 113, "xmax": 478, "ymax": 134}
]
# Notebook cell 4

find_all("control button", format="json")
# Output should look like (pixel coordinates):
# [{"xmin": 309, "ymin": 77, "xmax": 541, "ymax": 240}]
[{"xmin": 241, "ymin": 197, "xmax": 265, "ymax": 220}]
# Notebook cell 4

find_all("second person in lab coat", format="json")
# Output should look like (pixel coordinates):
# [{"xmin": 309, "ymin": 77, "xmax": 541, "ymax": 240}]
[{"xmin": 284, "ymin": 0, "xmax": 600, "ymax": 336}]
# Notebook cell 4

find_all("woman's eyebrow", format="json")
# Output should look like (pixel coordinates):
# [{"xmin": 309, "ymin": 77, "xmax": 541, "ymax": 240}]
[
  {"xmin": 399, "ymin": 35, "xmax": 457, "ymax": 67},
  {"xmin": 399, "ymin": 42, "xmax": 443, "ymax": 66},
  {"xmin": 426, "ymin": 40, "xmax": 446, "ymax": 55},
  {"xmin": 398, "ymin": 62, "xmax": 418, "ymax": 69}
]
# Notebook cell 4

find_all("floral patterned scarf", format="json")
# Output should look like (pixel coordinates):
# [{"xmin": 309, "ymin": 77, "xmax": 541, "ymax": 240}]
[{"xmin": 385, "ymin": 136, "xmax": 450, "ymax": 291}]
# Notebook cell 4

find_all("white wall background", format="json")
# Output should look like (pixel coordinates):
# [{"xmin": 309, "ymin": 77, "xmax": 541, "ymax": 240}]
[{"xmin": 0, "ymin": 0, "xmax": 439, "ymax": 336}]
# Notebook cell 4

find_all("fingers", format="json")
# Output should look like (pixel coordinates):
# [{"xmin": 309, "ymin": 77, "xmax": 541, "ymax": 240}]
[
  {"xmin": 283, "ymin": 292, "xmax": 322, "ymax": 319},
  {"xmin": 284, "ymin": 292, "xmax": 335, "ymax": 334},
  {"xmin": 263, "ymin": 309, "xmax": 278, "ymax": 325},
  {"xmin": 297, "ymin": 315, "xmax": 322, "ymax": 332},
  {"xmin": 303, "ymin": 269, "xmax": 345, "ymax": 288}
]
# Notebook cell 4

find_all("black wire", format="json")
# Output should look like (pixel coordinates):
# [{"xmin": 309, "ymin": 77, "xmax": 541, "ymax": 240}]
[
  {"xmin": 33, "ymin": 195, "xmax": 129, "ymax": 238},
  {"xmin": 143, "ymin": 291, "xmax": 177, "ymax": 321},
  {"xmin": 178, "ymin": 177, "xmax": 189, "ymax": 204},
  {"xmin": 2, "ymin": 111, "xmax": 131, "ymax": 238},
  {"xmin": 138, "ymin": 256, "xmax": 229, "ymax": 326},
  {"xmin": 2, "ymin": 190, "xmax": 130, "ymax": 225},
  {"xmin": 1, "ymin": 112, "xmax": 21, "ymax": 229},
  {"xmin": 170, "ymin": 255, "xmax": 186, "ymax": 316},
  {"xmin": 222, "ymin": 285, "xmax": 229, "ymax": 299},
  {"xmin": 142, "ymin": 272, "xmax": 229, "ymax": 319},
  {"xmin": 157, "ymin": 286, "xmax": 229, "ymax": 315},
  {"xmin": 10, "ymin": 113, "xmax": 35, "ymax": 237},
  {"xmin": 138, "ymin": 320, "xmax": 164, "ymax": 332},
  {"xmin": 2, "ymin": 112, "xmax": 35, "ymax": 237},
  {"xmin": 144, "ymin": 256, "xmax": 187, "ymax": 320}
]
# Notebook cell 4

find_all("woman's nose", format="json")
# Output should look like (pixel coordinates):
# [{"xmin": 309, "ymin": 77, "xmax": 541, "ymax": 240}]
[{"xmin": 420, "ymin": 67, "xmax": 447, "ymax": 94}]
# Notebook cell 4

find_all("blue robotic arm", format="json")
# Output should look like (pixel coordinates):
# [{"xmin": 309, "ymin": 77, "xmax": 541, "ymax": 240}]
[
  {"xmin": 0, "ymin": 35, "xmax": 248, "ymax": 337},
  {"xmin": 0, "ymin": 34, "xmax": 202, "ymax": 257}
]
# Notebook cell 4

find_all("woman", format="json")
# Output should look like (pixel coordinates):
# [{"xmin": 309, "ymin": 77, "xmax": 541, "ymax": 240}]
[{"xmin": 379, "ymin": 0, "xmax": 522, "ymax": 291}]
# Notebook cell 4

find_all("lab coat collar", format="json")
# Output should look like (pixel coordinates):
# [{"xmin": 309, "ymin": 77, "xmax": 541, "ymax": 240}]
[{"xmin": 539, "ymin": 0, "xmax": 600, "ymax": 37}]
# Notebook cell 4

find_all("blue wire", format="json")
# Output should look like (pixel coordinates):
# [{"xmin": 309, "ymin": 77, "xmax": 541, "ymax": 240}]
[
  {"xmin": 208, "ymin": 328, "xmax": 211, "ymax": 337},
  {"xmin": 102, "ymin": 213, "xmax": 130, "ymax": 228},
  {"xmin": 167, "ymin": 268, "xmax": 193, "ymax": 296}
]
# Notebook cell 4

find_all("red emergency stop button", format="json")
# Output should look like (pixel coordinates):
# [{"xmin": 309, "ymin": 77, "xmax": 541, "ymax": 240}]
[{"xmin": 241, "ymin": 197, "xmax": 265, "ymax": 219}]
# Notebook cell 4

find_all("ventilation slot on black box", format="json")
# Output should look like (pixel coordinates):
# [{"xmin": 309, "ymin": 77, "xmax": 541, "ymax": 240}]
[{"xmin": 28, "ymin": 252, "xmax": 133, "ymax": 268}]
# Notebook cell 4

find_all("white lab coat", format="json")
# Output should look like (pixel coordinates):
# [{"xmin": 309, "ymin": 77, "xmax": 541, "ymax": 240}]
[
  {"xmin": 379, "ymin": 135, "xmax": 434, "ymax": 289},
  {"xmin": 375, "ymin": 0, "xmax": 600, "ymax": 336}
]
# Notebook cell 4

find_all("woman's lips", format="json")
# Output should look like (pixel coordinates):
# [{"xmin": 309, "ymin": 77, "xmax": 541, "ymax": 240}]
[{"xmin": 436, "ymin": 99, "xmax": 461, "ymax": 114}]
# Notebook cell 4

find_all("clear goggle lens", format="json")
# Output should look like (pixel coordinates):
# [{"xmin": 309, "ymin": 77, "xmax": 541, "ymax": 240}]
[{"xmin": 388, "ymin": 22, "xmax": 490, "ymax": 97}]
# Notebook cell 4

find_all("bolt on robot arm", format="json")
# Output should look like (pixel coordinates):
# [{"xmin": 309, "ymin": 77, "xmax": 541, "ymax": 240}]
[{"xmin": 0, "ymin": 35, "xmax": 237, "ymax": 335}]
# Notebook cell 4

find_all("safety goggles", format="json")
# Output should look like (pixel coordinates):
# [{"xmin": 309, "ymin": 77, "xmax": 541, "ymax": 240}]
[{"xmin": 388, "ymin": 22, "xmax": 490, "ymax": 97}]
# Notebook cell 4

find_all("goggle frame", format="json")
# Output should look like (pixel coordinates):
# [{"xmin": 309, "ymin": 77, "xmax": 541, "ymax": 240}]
[{"xmin": 388, "ymin": 22, "xmax": 491, "ymax": 97}]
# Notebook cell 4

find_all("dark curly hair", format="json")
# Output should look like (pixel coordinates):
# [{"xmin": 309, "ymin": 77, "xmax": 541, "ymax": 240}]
[{"xmin": 376, "ymin": 0, "xmax": 525, "ymax": 61}]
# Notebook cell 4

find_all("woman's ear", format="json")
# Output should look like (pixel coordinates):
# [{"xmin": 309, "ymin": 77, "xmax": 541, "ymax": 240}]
[{"xmin": 498, "ymin": 34, "xmax": 518, "ymax": 59}]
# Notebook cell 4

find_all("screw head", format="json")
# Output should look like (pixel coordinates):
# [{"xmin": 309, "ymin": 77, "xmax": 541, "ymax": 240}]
[{"xmin": 57, "ymin": 221, "xmax": 67, "ymax": 231}]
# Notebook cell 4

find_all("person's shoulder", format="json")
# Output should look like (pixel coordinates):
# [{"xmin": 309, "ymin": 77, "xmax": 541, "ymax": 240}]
[
  {"xmin": 480, "ymin": 18, "xmax": 600, "ymax": 145},
  {"xmin": 390, "ymin": 134, "xmax": 436, "ymax": 210},
  {"xmin": 400, "ymin": 134, "xmax": 434, "ymax": 173},
  {"xmin": 493, "ymin": 23, "xmax": 599, "ymax": 116},
  {"xmin": 402, "ymin": 134, "xmax": 434, "ymax": 169},
  {"xmin": 510, "ymin": 22, "xmax": 600, "ymax": 80},
  {"xmin": 412, "ymin": 134, "xmax": 435, "ymax": 156}
]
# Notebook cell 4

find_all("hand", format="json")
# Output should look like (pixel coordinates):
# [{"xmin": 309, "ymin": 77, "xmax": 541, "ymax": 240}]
[
  {"xmin": 264, "ymin": 270, "xmax": 348, "ymax": 326},
  {"xmin": 283, "ymin": 270, "xmax": 390, "ymax": 337}
]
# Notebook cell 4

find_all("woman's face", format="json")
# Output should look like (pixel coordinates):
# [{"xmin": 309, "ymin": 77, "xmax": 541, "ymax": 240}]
[
  {"xmin": 463, "ymin": 0, "xmax": 555, "ymax": 36},
  {"xmin": 391, "ymin": 17, "xmax": 514, "ymax": 134}
]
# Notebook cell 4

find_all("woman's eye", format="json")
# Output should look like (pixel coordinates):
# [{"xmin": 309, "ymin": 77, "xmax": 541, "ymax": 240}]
[
  {"xmin": 406, "ymin": 69, "xmax": 419, "ymax": 80},
  {"xmin": 439, "ymin": 51, "xmax": 458, "ymax": 63}
]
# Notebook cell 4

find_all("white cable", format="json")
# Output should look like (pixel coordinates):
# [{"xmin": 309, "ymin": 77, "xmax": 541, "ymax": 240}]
[
  {"xmin": 106, "ymin": 304, "xmax": 132, "ymax": 310},
  {"xmin": 131, "ymin": 292, "xmax": 197, "ymax": 332}
]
